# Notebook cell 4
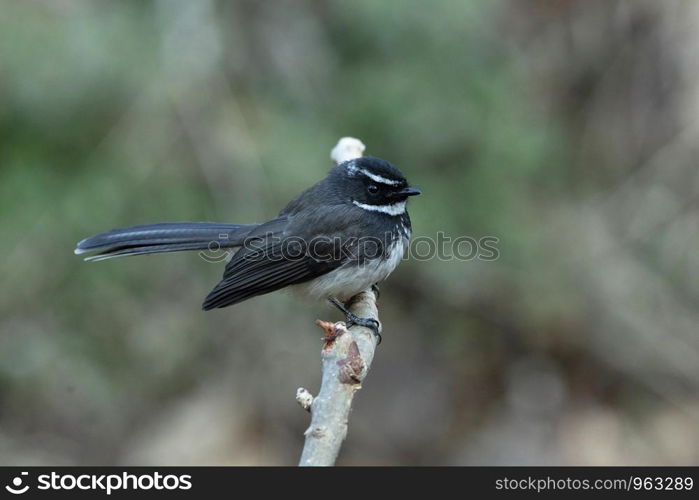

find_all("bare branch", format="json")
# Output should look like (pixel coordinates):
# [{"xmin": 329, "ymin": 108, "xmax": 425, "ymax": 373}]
[{"xmin": 298, "ymin": 137, "xmax": 379, "ymax": 466}]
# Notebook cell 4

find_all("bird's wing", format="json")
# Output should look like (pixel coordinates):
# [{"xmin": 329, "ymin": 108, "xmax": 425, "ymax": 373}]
[{"xmin": 201, "ymin": 215, "xmax": 347, "ymax": 309}]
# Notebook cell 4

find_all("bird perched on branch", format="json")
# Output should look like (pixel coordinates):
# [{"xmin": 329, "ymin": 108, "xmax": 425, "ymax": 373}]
[{"xmin": 75, "ymin": 157, "xmax": 421, "ymax": 340}]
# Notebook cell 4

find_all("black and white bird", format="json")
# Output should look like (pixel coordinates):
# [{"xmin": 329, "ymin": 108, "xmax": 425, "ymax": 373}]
[{"xmin": 75, "ymin": 157, "xmax": 421, "ymax": 339}]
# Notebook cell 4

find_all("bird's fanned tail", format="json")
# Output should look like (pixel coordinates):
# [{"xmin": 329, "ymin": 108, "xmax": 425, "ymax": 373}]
[{"xmin": 74, "ymin": 222, "xmax": 258, "ymax": 261}]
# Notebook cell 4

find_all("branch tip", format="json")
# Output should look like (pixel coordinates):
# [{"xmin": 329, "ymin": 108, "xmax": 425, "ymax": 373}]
[
  {"xmin": 330, "ymin": 137, "xmax": 365, "ymax": 165},
  {"xmin": 315, "ymin": 319, "xmax": 348, "ymax": 343},
  {"xmin": 296, "ymin": 387, "xmax": 314, "ymax": 412}
]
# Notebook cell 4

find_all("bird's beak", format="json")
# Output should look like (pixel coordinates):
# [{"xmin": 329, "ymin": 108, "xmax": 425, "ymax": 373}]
[{"xmin": 399, "ymin": 187, "xmax": 422, "ymax": 197}]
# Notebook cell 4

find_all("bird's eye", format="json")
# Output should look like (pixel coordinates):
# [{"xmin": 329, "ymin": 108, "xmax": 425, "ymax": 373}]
[{"xmin": 367, "ymin": 184, "xmax": 379, "ymax": 194}]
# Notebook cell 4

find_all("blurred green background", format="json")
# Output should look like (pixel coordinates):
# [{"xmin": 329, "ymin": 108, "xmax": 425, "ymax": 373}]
[{"xmin": 2, "ymin": 0, "xmax": 698, "ymax": 465}]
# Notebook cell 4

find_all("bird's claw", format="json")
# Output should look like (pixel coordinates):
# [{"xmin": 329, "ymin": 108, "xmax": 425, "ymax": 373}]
[
  {"xmin": 328, "ymin": 297, "xmax": 382, "ymax": 344},
  {"xmin": 345, "ymin": 314, "xmax": 382, "ymax": 345}
]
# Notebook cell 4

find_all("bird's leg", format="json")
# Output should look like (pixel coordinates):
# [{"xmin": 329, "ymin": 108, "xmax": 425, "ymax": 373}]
[
  {"xmin": 371, "ymin": 283, "xmax": 380, "ymax": 300},
  {"xmin": 328, "ymin": 297, "xmax": 382, "ymax": 344}
]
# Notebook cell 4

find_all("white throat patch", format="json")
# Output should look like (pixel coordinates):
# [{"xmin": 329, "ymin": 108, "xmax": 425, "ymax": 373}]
[{"xmin": 352, "ymin": 200, "xmax": 406, "ymax": 216}]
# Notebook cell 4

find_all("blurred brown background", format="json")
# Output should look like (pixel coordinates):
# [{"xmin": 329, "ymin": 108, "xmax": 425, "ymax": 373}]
[{"xmin": 1, "ymin": 0, "xmax": 698, "ymax": 465}]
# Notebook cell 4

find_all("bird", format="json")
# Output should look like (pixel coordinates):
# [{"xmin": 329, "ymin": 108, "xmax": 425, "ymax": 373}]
[{"xmin": 75, "ymin": 156, "xmax": 421, "ymax": 341}]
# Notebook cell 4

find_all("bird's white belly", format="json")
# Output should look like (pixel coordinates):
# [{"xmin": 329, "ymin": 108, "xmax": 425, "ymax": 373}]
[{"xmin": 298, "ymin": 235, "xmax": 408, "ymax": 301}]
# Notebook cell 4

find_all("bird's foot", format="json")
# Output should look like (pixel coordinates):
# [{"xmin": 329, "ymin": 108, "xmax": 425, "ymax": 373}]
[{"xmin": 328, "ymin": 297, "xmax": 382, "ymax": 344}]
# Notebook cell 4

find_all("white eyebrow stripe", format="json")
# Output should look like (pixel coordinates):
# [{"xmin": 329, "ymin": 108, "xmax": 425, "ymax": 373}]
[
  {"xmin": 352, "ymin": 200, "xmax": 406, "ymax": 216},
  {"xmin": 358, "ymin": 168, "xmax": 402, "ymax": 186}
]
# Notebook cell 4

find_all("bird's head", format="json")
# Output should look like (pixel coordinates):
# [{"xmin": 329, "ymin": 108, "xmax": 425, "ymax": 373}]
[{"xmin": 335, "ymin": 157, "xmax": 421, "ymax": 215}]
